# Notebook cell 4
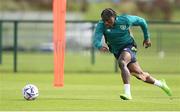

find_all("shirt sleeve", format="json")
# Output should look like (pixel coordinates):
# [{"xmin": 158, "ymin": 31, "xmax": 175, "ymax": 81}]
[
  {"xmin": 126, "ymin": 15, "xmax": 150, "ymax": 40},
  {"xmin": 93, "ymin": 22, "xmax": 104, "ymax": 49}
]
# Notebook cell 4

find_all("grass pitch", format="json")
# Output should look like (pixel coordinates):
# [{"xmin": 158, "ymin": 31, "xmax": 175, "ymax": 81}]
[
  {"xmin": 0, "ymin": 52, "xmax": 180, "ymax": 111},
  {"xmin": 0, "ymin": 73, "xmax": 180, "ymax": 111}
]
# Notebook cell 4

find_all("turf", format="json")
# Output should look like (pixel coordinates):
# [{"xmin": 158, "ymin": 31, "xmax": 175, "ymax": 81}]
[
  {"xmin": 0, "ymin": 48, "xmax": 180, "ymax": 111},
  {"xmin": 0, "ymin": 73, "xmax": 180, "ymax": 111}
]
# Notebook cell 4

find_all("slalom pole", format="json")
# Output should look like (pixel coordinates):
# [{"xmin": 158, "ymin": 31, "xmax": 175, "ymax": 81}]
[{"xmin": 53, "ymin": 0, "xmax": 66, "ymax": 87}]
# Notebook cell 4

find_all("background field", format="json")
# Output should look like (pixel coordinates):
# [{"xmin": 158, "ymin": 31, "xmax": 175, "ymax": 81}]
[
  {"xmin": 1, "ymin": 23, "xmax": 180, "ymax": 74},
  {"xmin": 0, "ymin": 52, "xmax": 180, "ymax": 111},
  {"xmin": 1, "ymin": 10, "xmax": 180, "ymax": 112},
  {"xmin": 0, "ymin": 0, "xmax": 180, "ymax": 111},
  {"xmin": 1, "ymin": 73, "xmax": 180, "ymax": 111},
  {"xmin": 1, "ymin": 23, "xmax": 180, "ymax": 111}
]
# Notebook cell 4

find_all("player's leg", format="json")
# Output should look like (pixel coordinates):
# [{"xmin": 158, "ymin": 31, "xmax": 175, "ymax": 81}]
[
  {"xmin": 128, "ymin": 62, "xmax": 172, "ymax": 96},
  {"xmin": 118, "ymin": 51, "xmax": 131, "ymax": 84},
  {"xmin": 117, "ymin": 51, "xmax": 132, "ymax": 100},
  {"xmin": 128, "ymin": 62, "xmax": 155, "ymax": 84}
]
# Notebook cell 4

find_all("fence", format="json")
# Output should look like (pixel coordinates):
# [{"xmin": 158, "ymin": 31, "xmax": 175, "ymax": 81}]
[{"xmin": 0, "ymin": 20, "xmax": 180, "ymax": 73}]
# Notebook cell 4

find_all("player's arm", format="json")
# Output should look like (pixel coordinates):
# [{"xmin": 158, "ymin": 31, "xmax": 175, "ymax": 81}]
[
  {"xmin": 93, "ymin": 22, "xmax": 109, "ymax": 52},
  {"xmin": 126, "ymin": 15, "xmax": 151, "ymax": 48}
]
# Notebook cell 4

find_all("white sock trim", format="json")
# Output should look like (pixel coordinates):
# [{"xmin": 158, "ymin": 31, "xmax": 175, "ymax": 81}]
[
  {"xmin": 124, "ymin": 84, "xmax": 131, "ymax": 96},
  {"xmin": 154, "ymin": 79, "xmax": 163, "ymax": 87}
]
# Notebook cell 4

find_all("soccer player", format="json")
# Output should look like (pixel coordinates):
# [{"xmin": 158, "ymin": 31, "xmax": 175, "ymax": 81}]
[{"xmin": 93, "ymin": 8, "xmax": 172, "ymax": 100}]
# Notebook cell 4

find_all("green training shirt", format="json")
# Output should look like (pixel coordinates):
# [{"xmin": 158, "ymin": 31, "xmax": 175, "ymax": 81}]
[{"xmin": 93, "ymin": 14, "xmax": 150, "ymax": 54}]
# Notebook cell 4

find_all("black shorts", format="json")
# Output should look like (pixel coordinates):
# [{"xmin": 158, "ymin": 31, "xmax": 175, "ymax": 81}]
[{"xmin": 114, "ymin": 45, "xmax": 137, "ymax": 65}]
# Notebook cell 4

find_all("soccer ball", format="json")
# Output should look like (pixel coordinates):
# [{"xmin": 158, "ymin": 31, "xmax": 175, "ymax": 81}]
[{"xmin": 22, "ymin": 84, "xmax": 39, "ymax": 100}]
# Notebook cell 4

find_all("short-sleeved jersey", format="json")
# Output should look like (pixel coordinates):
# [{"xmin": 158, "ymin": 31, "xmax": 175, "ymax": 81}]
[{"xmin": 93, "ymin": 14, "xmax": 150, "ymax": 54}]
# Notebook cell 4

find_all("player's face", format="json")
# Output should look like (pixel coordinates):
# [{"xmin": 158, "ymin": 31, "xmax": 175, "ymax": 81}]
[{"xmin": 104, "ymin": 17, "xmax": 115, "ymax": 28}]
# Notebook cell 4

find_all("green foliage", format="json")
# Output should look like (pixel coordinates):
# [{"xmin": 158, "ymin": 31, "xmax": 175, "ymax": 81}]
[
  {"xmin": 0, "ymin": 0, "xmax": 51, "ymax": 11},
  {"xmin": 83, "ymin": 2, "xmax": 113, "ymax": 20},
  {"xmin": 82, "ymin": 2, "xmax": 179, "ymax": 21}
]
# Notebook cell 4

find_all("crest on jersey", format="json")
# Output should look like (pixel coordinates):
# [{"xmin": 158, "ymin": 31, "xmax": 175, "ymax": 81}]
[
  {"xmin": 120, "ymin": 25, "xmax": 126, "ymax": 30},
  {"xmin": 107, "ymin": 29, "xmax": 111, "ymax": 32}
]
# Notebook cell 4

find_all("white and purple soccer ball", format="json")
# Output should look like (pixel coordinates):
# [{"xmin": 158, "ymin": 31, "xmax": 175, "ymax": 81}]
[{"xmin": 22, "ymin": 84, "xmax": 39, "ymax": 100}]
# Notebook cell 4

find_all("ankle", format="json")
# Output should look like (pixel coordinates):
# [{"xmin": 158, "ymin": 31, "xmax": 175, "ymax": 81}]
[{"xmin": 154, "ymin": 79, "xmax": 163, "ymax": 87}]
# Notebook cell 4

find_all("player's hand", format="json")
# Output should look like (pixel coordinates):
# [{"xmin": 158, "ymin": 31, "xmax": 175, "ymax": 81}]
[
  {"xmin": 99, "ymin": 46, "xmax": 109, "ymax": 52},
  {"xmin": 143, "ymin": 39, "xmax": 151, "ymax": 48}
]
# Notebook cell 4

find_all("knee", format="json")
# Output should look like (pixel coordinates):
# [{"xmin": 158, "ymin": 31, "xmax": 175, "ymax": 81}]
[{"xmin": 118, "ymin": 59, "xmax": 127, "ymax": 69}]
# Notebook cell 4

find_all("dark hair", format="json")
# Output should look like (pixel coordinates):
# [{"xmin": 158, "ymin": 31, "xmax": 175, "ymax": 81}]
[{"xmin": 101, "ymin": 8, "xmax": 116, "ymax": 21}]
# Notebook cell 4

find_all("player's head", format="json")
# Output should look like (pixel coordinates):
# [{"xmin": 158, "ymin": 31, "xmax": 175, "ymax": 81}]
[{"xmin": 101, "ymin": 8, "xmax": 116, "ymax": 28}]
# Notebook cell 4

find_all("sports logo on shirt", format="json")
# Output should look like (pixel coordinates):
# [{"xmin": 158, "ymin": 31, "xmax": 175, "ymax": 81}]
[
  {"xmin": 120, "ymin": 25, "xmax": 126, "ymax": 30},
  {"xmin": 107, "ymin": 29, "xmax": 111, "ymax": 32}
]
